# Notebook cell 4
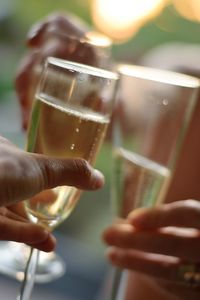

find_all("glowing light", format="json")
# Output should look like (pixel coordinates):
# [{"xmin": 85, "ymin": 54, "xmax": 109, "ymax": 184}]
[
  {"xmin": 85, "ymin": 31, "xmax": 112, "ymax": 48},
  {"xmin": 91, "ymin": 0, "xmax": 167, "ymax": 42},
  {"xmin": 173, "ymin": 0, "xmax": 200, "ymax": 22}
]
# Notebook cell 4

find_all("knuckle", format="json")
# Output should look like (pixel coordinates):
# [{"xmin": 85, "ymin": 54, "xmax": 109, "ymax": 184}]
[{"xmin": 38, "ymin": 158, "xmax": 53, "ymax": 188}]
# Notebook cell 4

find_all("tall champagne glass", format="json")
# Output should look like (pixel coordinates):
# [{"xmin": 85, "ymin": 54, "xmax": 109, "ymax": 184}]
[
  {"xmin": 110, "ymin": 64, "xmax": 200, "ymax": 299},
  {"xmin": 16, "ymin": 57, "xmax": 118, "ymax": 300},
  {"xmin": 0, "ymin": 29, "xmax": 113, "ymax": 284}
]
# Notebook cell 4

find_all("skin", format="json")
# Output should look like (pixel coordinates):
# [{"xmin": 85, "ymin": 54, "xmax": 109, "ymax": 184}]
[
  {"xmin": 0, "ymin": 135, "xmax": 104, "ymax": 252},
  {"xmin": 104, "ymin": 200, "xmax": 200, "ymax": 272},
  {"xmin": 103, "ymin": 200, "xmax": 200, "ymax": 300}
]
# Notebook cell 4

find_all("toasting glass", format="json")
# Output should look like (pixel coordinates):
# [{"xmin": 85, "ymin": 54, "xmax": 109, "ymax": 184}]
[
  {"xmin": 15, "ymin": 57, "xmax": 118, "ymax": 300},
  {"xmin": 110, "ymin": 64, "xmax": 200, "ymax": 299}
]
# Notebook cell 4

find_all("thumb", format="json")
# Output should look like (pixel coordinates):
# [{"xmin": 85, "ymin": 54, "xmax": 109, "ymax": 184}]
[
  {"xmin": 0, "ymin": 137, "xmax": 104, "ymax": 206},
  {"xmin": 34, "ymin": 154, "xmax": 105, "ymax": 191}
]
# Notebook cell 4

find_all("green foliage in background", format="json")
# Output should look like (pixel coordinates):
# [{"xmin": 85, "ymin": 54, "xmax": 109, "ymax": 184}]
[{"xmin": 14, "ymin": 0, "xmax": 92, "ymax": 33}]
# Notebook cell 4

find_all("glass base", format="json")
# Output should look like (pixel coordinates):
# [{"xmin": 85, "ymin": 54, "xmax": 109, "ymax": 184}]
[{"xmin": 0, "ymin": 241, "xmax": 66, "ymax": 283}]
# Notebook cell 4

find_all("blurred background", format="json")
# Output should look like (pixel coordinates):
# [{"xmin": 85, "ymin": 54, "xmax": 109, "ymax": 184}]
[{"xmin": 1, "ymin": 0, "xmax": 200, "ymax": 299}]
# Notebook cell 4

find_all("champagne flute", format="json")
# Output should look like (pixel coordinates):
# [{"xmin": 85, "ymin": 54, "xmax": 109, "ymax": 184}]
[
  {"xmin": 16, "ymin": 57, "xmax": 118, "ymax": 300},
  {"xmin": 110, "ymin": 64, "xmax": 200, "ymax": 299},
  {"xmin": 0, "ymin": 29, "xmax": 113, "ymax": 284}
]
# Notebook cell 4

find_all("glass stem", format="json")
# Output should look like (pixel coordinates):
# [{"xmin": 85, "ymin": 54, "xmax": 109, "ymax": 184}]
[
  {"xmin": 110, "ymin": 268, "xmax": 122, "ymax": 300},
  {"xmin": 16, "ymin": 247, "xmax": 39, "ymax": 300}
]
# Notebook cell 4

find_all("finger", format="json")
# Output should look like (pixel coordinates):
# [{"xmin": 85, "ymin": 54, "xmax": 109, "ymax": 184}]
[
  {"xmin": 1, "ymin": 207, "xmax": 27, "ymax": 222},
  {"xmin": 27, "ymin": 235, "xmax": 56, "ymax": 252},
  {"xmin": 128, "ymin": 200, "xmax": 200, "ymax": 230},
  {"xmin": 0, "ymin": 217, "xmax": 54, "ymax": 246},
  {"xmin": 106, "ymin": 248, "xmax": 181, "ymax": 283},
  {"xmin": 27, "ymin": 13, "xmax": 88, "ymax": 47},
  {"xmin": 26, "ymin": 19, "xmax": 49, "ymax": 47},
  {"xmin": 103, "ymin": 223, "xmax": 200, "ymax": 262},
  {"xmin": 7, "ymin": 203, "xmax": 28, "ymax": 219},
  {"xmin": 35, "ymin": 155, "xmax": 104, "ymax": 191},
  {"xmin": 15, "ymin": 51, "xmax": 38, "ymax": 108},
  {"xmin": 102, "ymin": 223, "xmax": 135, "ymax": 245},
  {"xmin": 15, "ymin": 50, "xmax": 41, "ymax": 130}
]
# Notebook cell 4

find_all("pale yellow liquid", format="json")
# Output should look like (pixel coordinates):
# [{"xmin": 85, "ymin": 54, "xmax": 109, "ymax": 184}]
[
  {"xmin": 25, "ymin": 94, "xmax": 109, "ymax": 228},
  {"xmin": 112, "ymin": 147, "xmax": 171, "ymax": 218}
]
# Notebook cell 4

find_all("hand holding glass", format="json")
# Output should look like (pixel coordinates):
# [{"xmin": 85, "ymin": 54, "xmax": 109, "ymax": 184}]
[
  {"xmin": 17, "ymin": 57, "xmax": 118, "ymax": 300},
  {"xmin": 110, "ymin": 64, "xmax": 199, "ymax": 300},
  {"xmin": 1, "ymin": 30, "xmax": 113, "ymax": 284}
]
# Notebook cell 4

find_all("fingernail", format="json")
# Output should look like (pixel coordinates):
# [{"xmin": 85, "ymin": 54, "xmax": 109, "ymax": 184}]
[{"xmin": 91, "ymin": 169, "xmax": 105, "ymax": 189}]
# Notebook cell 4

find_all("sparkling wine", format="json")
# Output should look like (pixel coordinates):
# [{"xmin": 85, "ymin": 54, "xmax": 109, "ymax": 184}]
[
  {"xmin": 112, "ymin": 147, "xmax": 171, "ymax": 218},
  {"xmin": 25, "ymin": 94, "xmax": 109, "ymax": 228}
]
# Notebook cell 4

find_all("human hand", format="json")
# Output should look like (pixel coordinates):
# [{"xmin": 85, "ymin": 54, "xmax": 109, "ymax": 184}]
[
  {"xmin": 103, "ymin": 200, "xmax": 200, "ymax": 299},
  {"xmin": 0, "ymin": 135, "xmax": 103, "ymax": 250},
  {"xmin": 0, "ymin": 203, "xmax": 56, "ymax": 252},
  {"xmin": 15, "ymin": 12, "xmax": 101, "ymax": 130},
  {"xmin": 0, "ymin": 135, "xmax": 104, "ymax": 207}
]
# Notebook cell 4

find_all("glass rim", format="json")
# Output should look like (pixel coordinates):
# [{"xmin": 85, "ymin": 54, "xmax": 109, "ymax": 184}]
[
  {"xmin": 47, "ymin": 56, "xmax": 118, "ymax": 80},
  {"xmin": 118, "ymin": 64, "xmax": 200, "ymax": 88}
]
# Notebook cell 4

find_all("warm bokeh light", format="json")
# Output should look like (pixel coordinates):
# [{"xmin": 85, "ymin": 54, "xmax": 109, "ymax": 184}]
[
  {"xmin": 173, "ymin": 0, "xmax": 200, "ymax": 22},
  {"xmin": 85, "ymin": 31, "xmax": 112, "ymax": 48},
  {"xmin": 91, "ymin": 0, "xmax": 168, "ymax": 42}
]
